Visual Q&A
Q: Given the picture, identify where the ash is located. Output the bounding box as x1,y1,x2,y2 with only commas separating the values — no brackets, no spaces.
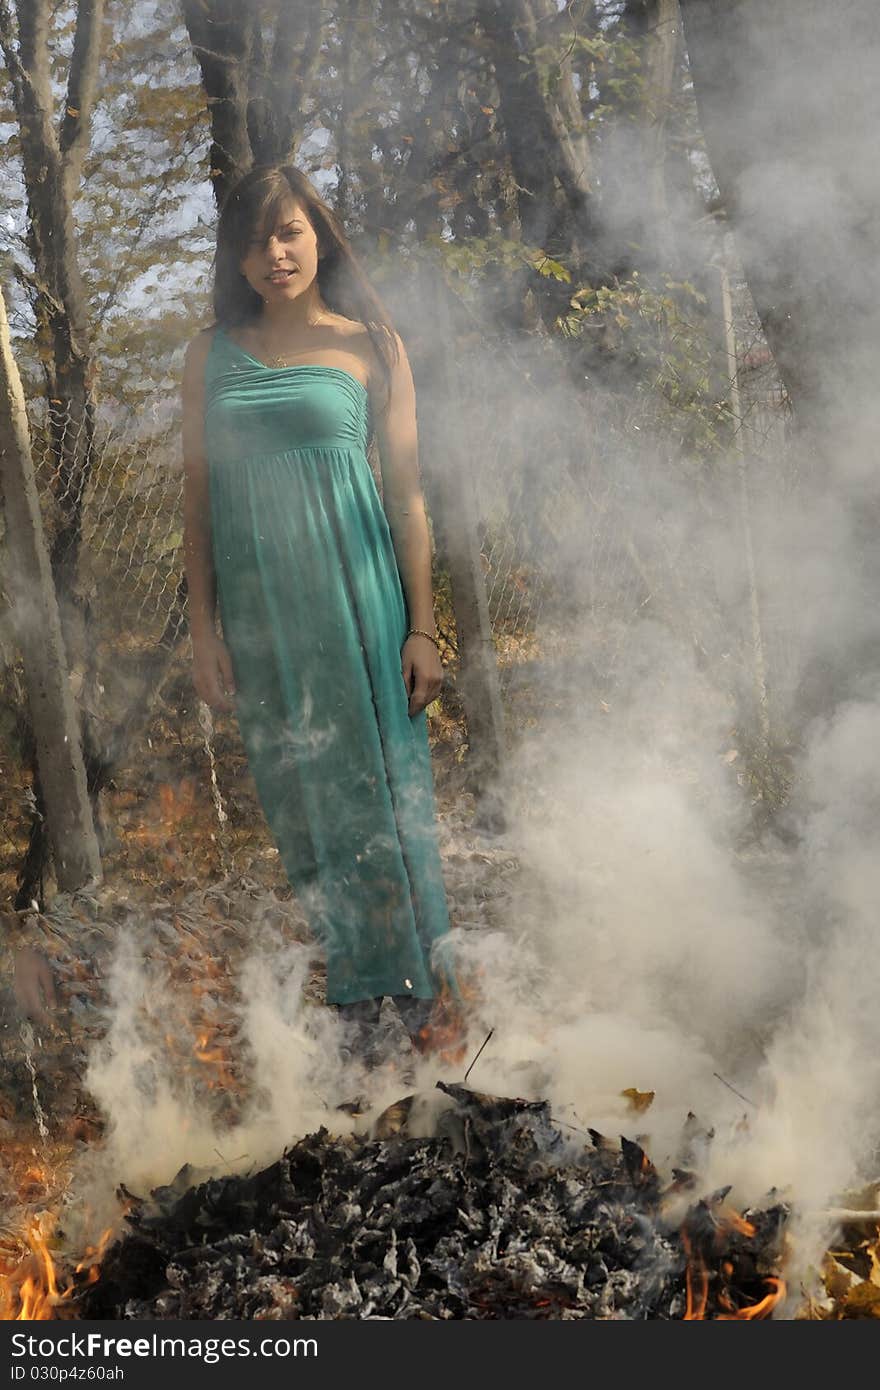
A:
78,1084,786,1320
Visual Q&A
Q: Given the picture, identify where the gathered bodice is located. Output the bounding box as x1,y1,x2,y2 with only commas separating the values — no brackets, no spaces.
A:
204,326,371,466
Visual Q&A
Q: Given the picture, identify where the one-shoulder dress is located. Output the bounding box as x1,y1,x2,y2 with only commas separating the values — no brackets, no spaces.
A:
203,325,457,1006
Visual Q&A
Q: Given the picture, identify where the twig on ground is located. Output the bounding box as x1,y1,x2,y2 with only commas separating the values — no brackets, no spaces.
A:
463,1028,494,1085
823,1209,880,1225
713,1071,756,1108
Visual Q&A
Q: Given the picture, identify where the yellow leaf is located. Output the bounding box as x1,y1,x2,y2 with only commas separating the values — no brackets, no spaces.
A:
66,106,80,118
621,1087,655,1114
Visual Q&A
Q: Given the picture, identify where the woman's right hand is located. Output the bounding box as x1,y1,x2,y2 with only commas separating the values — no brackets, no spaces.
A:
192,630,237,711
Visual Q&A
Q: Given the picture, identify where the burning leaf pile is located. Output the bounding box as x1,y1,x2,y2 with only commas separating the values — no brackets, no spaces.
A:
4,855,875,1321
77,1084,788,1321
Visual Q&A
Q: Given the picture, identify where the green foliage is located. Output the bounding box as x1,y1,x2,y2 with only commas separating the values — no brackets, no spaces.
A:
560,271,732,456
424,232,571,295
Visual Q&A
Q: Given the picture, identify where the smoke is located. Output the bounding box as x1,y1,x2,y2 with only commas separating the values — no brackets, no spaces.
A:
70,927,355,1245
52,1,879,1313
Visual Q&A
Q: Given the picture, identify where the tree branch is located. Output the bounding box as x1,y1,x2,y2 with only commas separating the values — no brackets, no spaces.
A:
14,0,56,133
0,0,27,109
59,0,105,200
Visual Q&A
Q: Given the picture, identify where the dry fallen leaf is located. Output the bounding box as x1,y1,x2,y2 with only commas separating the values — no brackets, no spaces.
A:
868,1230,880,1289
841,1281,880,1318
621,1087,655,1114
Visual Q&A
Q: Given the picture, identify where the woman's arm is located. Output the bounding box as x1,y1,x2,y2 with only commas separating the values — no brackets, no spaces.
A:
372,332,443,716
181,330,236,710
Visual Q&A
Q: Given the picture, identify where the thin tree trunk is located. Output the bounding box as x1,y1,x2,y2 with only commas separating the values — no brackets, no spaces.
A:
678,0,880,434
0,0,103,665
418,270,507,831
182,0,324,209
476,0,593,260
180,0,254,207
0,284,102,891
679,0,880,715
0,0,110,893
614,0,682,268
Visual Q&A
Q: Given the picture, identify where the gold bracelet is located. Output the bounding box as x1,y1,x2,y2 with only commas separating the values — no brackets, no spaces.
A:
406,627,441,652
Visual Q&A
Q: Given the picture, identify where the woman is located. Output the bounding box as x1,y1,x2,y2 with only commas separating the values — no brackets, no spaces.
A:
181,164,459,1066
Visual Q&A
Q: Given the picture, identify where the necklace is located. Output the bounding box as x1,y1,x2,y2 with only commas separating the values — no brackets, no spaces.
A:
258,310,330,368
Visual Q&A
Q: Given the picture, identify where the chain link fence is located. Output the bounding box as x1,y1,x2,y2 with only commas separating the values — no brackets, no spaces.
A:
29,397,185,645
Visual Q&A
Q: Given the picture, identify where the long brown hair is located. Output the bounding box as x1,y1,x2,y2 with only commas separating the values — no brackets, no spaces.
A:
211,164,399,408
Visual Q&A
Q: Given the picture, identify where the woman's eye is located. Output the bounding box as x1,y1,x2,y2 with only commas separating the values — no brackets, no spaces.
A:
246,227,301,246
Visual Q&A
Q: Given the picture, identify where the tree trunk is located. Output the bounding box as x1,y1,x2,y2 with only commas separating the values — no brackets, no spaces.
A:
680,0,880,716
0,0,103,670
0,0,112,895
0,284,102,891
180,0,254,207
602,0,682,272
475,0,595,267
182,0,324,210
678,0,880,440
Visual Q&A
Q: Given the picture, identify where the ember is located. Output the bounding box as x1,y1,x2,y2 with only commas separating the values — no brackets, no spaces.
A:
77,1085,788,1320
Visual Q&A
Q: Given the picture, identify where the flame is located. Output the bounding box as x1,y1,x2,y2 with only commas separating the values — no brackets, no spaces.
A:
0,1217,69,1321
716,1204,757,1239
193,1028,237,1091
1,1215,116,1321
717,1277,786,1319
413,986,468,1065
682,1231,709,1320
681,1202,784,1320
74,1229,114,1288
411,968,486,1066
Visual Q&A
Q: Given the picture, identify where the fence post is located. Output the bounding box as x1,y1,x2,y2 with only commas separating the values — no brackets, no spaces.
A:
0,283,102,891
417,271,507,832
718,238,772,756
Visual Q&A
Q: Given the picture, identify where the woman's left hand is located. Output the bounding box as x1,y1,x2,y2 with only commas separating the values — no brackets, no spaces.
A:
401,634,443,716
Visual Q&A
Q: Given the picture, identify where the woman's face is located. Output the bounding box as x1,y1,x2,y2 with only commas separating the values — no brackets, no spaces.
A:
239,194,321,304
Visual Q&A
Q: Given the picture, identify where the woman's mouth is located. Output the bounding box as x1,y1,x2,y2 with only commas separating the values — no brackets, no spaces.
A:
266,269,296,283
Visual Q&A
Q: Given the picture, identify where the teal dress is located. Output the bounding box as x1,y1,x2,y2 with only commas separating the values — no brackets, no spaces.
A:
203,325,457,1006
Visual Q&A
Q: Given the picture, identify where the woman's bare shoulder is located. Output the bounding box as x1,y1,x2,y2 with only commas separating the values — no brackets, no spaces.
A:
334,315,400,344
337,317,404,375
184,323,219,368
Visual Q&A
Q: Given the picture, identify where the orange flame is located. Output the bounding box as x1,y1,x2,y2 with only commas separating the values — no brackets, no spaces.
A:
1,1218,116,1320
682,1201,786,1320
716,1204,757,1239
1,1218,68,1321
717,1277,786,1320
193,1029,237,1091
682,1231,709,1320
411,968,485,1066
413,989,468,1065
74,1229,114,1288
